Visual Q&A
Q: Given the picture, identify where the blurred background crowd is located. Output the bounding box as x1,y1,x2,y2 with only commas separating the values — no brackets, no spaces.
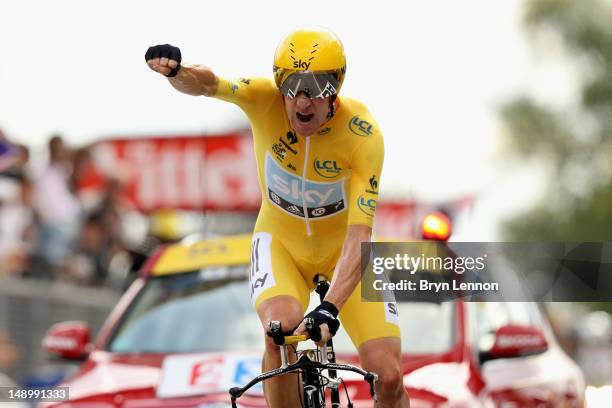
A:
0,133,125,286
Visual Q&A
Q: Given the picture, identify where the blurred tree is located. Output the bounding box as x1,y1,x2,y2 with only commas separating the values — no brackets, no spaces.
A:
499,0,612,313
500,0,612,241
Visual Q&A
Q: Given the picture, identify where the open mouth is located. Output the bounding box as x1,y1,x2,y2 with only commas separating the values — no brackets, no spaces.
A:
296,112,314,123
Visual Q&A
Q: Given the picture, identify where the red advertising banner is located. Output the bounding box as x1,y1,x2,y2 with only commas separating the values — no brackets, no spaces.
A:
89,132,260,212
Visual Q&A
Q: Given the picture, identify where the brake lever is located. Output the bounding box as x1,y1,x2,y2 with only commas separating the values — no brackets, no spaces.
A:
364,372,378,401
304,317,322,342
268,320,285,345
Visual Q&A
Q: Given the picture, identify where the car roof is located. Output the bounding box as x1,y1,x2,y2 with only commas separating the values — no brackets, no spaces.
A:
143,234,252,277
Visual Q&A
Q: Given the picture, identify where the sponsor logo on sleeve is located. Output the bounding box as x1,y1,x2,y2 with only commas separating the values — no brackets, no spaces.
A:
314,158,342,178
366,175,379,195
357,195,377,217
265,153,346,219
349,116,374,137
229,81,239,94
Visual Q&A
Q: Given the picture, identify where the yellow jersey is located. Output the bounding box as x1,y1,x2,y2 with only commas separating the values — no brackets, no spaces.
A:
214,76,384,259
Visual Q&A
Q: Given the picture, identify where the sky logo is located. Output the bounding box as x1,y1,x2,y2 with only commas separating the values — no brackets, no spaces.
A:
265,153,346,218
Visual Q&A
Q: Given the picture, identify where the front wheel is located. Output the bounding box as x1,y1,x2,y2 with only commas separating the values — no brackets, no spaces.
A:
302,367,325,408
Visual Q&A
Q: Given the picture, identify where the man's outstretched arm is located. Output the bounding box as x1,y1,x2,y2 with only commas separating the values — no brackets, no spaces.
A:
145,44,218,96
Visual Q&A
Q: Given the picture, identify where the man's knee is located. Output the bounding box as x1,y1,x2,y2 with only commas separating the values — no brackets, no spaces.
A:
373,361,404,395
359,338,405,397
257,295,304,353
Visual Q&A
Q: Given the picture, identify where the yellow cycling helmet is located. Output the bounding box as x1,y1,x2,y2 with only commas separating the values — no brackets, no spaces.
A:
273,27,346,98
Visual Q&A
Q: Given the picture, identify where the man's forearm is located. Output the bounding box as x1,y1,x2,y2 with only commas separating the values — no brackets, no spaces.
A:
324,225,372,310
168,64,219,96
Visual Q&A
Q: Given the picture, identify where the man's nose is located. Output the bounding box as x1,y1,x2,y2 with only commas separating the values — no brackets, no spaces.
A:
295,92,312,108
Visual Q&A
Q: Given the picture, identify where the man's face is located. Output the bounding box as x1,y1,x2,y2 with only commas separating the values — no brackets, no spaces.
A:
284,93,331,136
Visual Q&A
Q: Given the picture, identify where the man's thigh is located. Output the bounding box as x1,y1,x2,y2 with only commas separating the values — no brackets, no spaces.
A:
250,232,310,327
339,280,401,349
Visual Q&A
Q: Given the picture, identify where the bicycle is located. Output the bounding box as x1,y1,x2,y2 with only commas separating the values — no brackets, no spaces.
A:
229,276,379,408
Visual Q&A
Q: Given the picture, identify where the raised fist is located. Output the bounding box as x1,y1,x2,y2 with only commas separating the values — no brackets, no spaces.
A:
145,44,182,77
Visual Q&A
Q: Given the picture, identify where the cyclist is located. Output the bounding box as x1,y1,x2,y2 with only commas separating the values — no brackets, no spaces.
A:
146,27,410,408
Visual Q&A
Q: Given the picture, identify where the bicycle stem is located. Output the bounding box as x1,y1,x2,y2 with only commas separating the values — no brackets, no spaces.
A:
314,274,340,406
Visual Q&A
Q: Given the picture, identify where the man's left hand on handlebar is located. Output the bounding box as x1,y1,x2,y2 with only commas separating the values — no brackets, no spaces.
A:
293,301,340,346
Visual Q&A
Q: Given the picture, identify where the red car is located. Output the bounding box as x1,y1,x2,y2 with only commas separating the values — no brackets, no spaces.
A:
41,231,586,407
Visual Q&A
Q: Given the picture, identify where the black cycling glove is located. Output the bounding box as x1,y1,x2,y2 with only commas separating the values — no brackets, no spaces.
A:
303,301,340,342
145,44,182,77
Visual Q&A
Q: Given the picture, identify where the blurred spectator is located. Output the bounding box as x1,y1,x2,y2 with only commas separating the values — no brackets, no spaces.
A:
33,135,81,274
0,134,36,277
0,133,18,173
97,177,134,243
0,175,36,277
2,144,30,180
71,147,106,212
65,156,135,286
64,211,110,284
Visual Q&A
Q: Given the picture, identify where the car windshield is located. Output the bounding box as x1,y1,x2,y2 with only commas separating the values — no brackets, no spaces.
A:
108,269,455,355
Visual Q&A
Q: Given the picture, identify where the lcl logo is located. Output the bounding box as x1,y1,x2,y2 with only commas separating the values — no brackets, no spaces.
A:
314,159,342,178
349,116,373,137
357,195,377,216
